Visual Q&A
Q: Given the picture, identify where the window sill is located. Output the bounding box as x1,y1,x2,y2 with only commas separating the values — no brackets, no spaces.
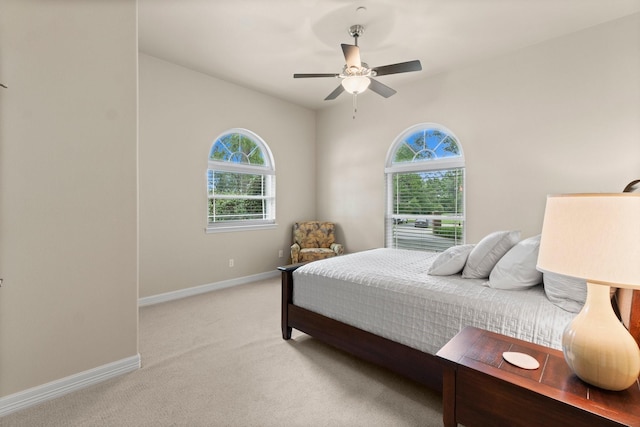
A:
205,223,278,234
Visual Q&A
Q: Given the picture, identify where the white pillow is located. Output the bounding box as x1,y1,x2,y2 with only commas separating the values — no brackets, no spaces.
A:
462,230,520,279
487,235,542,289
542,272,617,313
428,244,475,276
543,272,586,313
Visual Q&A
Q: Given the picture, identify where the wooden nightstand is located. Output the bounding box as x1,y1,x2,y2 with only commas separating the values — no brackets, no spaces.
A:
436,326,640,427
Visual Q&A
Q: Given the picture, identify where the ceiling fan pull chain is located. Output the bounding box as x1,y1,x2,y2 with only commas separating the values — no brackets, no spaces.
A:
352,93,358,119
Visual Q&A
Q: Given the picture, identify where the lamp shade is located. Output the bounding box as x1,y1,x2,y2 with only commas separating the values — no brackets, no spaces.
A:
537,193,640,289
341,76,370,94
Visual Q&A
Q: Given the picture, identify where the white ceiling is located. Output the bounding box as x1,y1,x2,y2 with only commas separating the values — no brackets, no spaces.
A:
138,0,640,110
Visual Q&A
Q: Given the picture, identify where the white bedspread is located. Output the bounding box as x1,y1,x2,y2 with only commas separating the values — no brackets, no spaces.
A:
293,248,575,353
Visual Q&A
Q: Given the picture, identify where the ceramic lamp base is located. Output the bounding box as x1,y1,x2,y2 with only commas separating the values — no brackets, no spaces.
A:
562,282,640,391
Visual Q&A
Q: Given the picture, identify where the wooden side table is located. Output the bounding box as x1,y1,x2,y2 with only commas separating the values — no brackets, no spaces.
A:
436,326,640,427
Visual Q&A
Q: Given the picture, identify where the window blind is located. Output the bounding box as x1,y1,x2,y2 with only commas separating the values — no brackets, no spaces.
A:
208,171,275,224
385,167,464,252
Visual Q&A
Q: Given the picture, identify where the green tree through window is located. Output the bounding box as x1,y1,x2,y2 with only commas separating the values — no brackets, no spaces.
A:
207,129,275,230
210,133,265,165
385,124,465,251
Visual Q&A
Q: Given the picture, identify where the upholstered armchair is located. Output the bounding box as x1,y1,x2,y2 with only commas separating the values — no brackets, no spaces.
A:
291,221,344,263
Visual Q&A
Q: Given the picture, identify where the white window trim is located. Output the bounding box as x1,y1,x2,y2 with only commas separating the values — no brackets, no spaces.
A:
206,128,276,232
384,123,466,251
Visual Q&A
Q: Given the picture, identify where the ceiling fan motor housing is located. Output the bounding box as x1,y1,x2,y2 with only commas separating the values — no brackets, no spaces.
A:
342,63,372,77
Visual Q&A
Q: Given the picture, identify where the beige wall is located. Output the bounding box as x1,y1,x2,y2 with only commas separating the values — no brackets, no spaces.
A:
138,54,316,298
0,0,138,397
316,13,640,251
1,0,638,406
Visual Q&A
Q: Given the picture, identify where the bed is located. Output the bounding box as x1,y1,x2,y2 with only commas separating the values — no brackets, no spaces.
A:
279,242,640,394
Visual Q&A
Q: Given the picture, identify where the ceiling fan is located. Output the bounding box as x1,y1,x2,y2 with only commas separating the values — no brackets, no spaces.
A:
294,24,422,102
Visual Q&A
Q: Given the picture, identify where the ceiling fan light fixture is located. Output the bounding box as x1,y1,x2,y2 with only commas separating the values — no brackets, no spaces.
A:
341,75,370,94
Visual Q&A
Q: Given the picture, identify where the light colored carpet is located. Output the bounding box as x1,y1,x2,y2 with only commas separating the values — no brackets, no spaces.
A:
0,277,444,426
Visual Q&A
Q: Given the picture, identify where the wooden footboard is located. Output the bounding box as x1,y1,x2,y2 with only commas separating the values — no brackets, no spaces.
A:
278,264,445,393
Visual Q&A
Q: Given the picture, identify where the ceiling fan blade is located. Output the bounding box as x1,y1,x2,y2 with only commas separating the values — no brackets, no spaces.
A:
341,44,361,69
324,85,345,101
368,78,397,98
372,60,422,76
294,73,340,78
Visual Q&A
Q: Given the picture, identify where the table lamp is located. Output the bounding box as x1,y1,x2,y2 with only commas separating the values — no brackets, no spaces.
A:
537,193,640,391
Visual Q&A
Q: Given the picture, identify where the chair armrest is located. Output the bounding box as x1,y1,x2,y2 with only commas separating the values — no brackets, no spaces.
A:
330,243,344,256
290,243,301,263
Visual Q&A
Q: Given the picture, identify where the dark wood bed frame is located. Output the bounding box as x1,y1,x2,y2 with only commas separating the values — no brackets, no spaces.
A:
279,264,640,395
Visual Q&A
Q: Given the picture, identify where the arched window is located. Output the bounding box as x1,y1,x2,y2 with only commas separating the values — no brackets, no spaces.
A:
385,123,465,251
207,129,275,231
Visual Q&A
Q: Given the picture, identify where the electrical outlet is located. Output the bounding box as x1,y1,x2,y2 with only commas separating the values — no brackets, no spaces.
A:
228,258,234,267
278,249,283,258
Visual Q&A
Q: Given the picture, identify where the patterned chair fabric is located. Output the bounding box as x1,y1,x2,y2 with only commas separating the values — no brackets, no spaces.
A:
291,221,344,263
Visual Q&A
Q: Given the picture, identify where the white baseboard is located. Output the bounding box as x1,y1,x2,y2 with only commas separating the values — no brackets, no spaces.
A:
0,272,280,417
0,354,141,417
138,270,279,307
